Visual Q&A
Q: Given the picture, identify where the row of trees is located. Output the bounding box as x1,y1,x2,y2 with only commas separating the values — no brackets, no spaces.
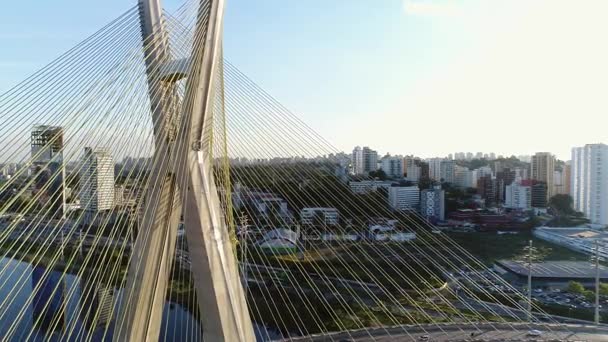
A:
567,281,608,300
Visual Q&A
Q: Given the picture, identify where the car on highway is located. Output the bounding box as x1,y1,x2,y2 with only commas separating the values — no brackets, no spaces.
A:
526,329,543,337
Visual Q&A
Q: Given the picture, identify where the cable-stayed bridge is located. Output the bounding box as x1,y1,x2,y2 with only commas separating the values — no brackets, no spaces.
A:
0,0,607,341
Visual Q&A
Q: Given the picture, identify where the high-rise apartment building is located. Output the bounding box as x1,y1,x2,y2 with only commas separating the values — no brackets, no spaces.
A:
428,158,443,181
406,164,421,182
380,154,403,178
352,146,378,175
571,144,608,226
80,147,115,221
505,182,531,210
31,125,65,218
420,186,445,221
440,160,455,184
531,152,555,201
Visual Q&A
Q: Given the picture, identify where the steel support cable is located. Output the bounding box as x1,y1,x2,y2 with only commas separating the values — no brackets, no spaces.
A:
22,100,154,341
72,8,208,340
0,12,142,165
164,66,210,342
221,97,407,337
112,8,220,339
220,138,516,338
221,127,458,334
1,69,162,340
0,34,145,219
0,0,200,336
0,0,198,272
4,104,145,340
214,100,328,340
217,128,341,338
221,108,435,336
221,70,474,324
223,115,462,337
223,133,415,340
214,159,321,339
221,70,510,328
58,51,194,342
223,70,564,336
222,62,566,330
0,4,193,170
0,28,165,293
1,10,201,336
221,101,524,334
111,16,209,342
221,85,548,340
207,64,316,341
0,51,154,303
0,7,139,111
222,65,540,328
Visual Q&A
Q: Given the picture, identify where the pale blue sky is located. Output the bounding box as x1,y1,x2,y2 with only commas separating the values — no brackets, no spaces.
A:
1,0,607,160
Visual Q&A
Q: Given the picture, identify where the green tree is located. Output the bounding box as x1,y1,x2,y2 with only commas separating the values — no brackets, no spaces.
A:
368,169,388,180
567,281,585,294
599,283,608,296
418,177,436,191
549,194,574,215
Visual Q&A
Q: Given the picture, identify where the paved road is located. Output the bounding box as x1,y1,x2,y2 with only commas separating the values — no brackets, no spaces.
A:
290,323,608,341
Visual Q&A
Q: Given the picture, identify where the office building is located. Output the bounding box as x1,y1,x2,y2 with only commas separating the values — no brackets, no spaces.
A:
349,180,394,194
388,186,419,211
531,181,548,208
531,152,555,201
31,125,66,218
571,144,608,225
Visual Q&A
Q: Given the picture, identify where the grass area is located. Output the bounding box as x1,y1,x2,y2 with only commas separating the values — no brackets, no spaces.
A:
445,231,588,265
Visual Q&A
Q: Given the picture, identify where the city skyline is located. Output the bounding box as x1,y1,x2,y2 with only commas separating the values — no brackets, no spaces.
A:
1,1,608,160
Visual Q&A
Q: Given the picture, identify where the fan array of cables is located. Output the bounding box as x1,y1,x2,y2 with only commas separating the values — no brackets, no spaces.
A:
0,0,583,341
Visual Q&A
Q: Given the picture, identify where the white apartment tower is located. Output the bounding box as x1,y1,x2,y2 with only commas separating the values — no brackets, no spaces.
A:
440,160,455,183
80,147,115,214
352,146,378,175
380,154,404,178
505,183,532,210
571,144,608,226
428,158,443,182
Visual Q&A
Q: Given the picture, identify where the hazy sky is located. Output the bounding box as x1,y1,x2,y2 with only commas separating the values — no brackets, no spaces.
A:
1,0,607,160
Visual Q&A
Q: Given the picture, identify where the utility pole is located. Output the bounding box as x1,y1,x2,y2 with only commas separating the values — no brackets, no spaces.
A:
527,239,533,322
516,239,548,322
596,241,600,326
239,214,248,287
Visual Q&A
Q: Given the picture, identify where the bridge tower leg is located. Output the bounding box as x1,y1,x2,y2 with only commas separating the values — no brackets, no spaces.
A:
116,1,254,341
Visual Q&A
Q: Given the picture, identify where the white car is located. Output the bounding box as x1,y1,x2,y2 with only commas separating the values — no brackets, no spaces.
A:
527,329,543,337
